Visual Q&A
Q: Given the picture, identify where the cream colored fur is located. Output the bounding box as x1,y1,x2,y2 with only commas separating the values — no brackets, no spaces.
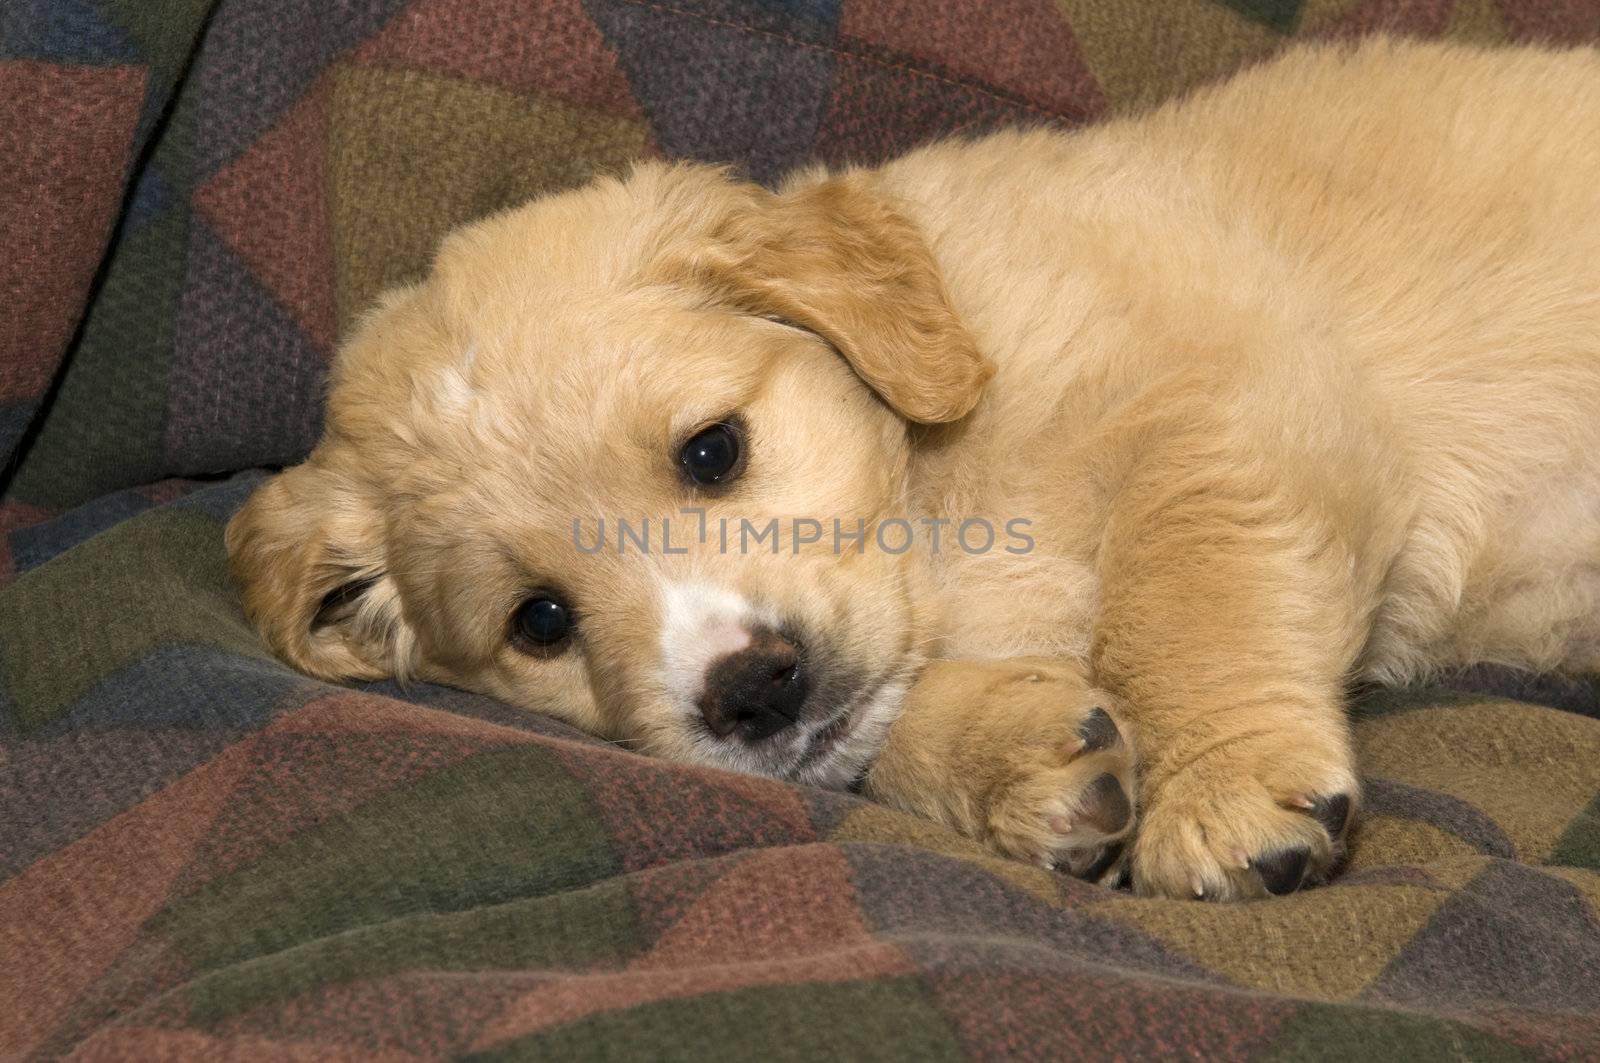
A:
228,38,1600,900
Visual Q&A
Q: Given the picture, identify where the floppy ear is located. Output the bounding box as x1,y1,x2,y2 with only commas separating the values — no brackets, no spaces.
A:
225,459,414,682
682,170,994,424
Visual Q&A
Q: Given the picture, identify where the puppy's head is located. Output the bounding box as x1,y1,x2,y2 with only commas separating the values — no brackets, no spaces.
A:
227,162,992,787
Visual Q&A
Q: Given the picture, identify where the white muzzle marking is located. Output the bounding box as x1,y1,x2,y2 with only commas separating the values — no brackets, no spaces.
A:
657,581,776,710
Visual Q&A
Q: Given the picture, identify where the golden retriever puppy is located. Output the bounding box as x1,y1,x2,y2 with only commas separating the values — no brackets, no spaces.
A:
227,38,1600,900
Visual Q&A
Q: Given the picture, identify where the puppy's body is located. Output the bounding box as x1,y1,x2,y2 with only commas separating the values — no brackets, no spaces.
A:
892,43,1600,680
868,40,1600,894
229,39,1600,899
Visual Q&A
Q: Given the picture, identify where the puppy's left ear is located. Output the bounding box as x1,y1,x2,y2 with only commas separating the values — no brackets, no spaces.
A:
685,171,994,424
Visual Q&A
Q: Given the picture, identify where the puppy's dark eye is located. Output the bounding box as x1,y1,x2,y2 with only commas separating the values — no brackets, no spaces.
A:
679,421,742,486
512,594,572,652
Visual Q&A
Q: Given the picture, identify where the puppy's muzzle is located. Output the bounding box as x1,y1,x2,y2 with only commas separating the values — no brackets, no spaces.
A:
696,630,809,742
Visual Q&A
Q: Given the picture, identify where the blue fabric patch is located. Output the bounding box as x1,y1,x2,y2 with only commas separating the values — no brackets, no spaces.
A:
0,0,143,64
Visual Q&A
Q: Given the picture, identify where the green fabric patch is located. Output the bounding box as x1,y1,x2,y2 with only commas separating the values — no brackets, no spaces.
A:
1215,0,1304,34
327,64,649,334
1259,1002,1531,1062
1549,794,1600,871
468,978,966,1063
0,507,265,731
183,875,637,1021
155,745,627,971
107,0,215,92
153,69,200,201
6,204,187,510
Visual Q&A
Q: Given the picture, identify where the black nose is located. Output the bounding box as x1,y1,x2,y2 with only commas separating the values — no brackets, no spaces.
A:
698,632,808,741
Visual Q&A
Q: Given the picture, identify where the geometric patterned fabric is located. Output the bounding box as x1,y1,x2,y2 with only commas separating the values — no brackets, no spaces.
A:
4,2,1599,1057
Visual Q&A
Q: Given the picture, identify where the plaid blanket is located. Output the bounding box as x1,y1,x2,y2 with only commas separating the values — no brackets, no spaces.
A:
4,2,1599,1059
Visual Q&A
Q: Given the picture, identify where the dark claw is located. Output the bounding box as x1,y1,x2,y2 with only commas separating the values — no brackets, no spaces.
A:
1254,847,1311,895
1309,793,1352,839
1078,706,1119,753
1081,773,1132,834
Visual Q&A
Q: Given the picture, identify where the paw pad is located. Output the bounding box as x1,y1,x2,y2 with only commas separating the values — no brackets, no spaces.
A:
1079,772,1132,835
1077,707,1119,753
1253,847,1311,896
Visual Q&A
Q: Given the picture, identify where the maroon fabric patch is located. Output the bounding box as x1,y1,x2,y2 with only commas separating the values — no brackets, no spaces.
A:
0,61,146,404
194,77,338,354
923,966,1297,1062
1495,0,1600,40
556,742,817,872
355,0,644,117
1316,0,1454,38
840,0,1105,119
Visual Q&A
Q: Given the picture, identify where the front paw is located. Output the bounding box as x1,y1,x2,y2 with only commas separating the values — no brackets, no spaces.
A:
866,658,1139,883
1131,729,1357,900
966,664,1139,883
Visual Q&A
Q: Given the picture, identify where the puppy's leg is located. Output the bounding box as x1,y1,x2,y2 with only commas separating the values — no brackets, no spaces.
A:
863,657,1137,881
1095,429,1365,900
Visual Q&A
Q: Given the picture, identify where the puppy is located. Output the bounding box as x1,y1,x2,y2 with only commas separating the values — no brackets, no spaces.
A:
228,38,1600,899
